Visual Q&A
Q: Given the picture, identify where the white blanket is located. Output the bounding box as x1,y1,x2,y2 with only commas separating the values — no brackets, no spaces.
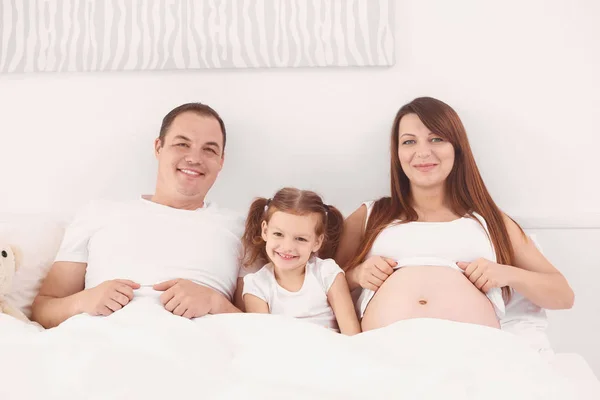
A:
1,293,598,400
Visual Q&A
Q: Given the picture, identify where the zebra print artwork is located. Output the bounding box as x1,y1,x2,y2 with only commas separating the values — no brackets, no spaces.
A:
0,0,394,73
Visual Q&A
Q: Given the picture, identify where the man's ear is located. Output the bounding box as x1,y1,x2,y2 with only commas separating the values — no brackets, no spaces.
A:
154,138,162,158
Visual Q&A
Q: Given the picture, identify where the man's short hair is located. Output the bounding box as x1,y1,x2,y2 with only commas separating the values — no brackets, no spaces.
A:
158,103,227,153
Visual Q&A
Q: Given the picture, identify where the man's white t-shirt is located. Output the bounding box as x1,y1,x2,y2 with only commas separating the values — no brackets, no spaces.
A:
242,257,344,331
54,197,245,301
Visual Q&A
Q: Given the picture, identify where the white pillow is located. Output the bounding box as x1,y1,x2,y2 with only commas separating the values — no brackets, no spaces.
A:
500,234,553,358
0,213,66,318
501,292,553,356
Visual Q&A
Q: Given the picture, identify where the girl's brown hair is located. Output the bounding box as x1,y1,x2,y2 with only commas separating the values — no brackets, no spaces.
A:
241,187,344,268
347,97,523,300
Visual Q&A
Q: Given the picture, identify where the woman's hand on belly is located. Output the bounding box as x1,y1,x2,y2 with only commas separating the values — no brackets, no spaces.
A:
457,258,513,293
347,256,397,291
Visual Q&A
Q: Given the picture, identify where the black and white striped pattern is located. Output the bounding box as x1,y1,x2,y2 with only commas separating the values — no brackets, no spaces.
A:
0,0,394,72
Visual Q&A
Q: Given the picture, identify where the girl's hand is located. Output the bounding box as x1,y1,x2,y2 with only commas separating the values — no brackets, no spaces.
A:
457,258,514,293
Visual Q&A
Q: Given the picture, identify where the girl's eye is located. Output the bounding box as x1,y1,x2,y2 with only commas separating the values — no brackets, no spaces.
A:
273,232,283,237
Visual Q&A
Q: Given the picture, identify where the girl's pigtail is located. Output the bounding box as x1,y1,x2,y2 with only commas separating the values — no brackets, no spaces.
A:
241,197,270,268
317,204,344,260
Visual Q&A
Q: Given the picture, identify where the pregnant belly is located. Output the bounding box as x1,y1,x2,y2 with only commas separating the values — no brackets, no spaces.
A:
361,266,499,331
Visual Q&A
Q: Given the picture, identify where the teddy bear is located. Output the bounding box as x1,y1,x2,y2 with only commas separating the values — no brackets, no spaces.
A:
0,244,30,322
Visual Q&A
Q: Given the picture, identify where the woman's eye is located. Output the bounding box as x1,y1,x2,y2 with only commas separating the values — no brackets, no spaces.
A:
402,140,416,145
431,137,444,143
296,237,308,242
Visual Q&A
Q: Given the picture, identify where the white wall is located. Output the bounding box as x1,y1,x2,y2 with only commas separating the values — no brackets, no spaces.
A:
1,0,599,375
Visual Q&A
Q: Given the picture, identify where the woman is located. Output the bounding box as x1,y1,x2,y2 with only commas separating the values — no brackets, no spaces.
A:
335,97,574,331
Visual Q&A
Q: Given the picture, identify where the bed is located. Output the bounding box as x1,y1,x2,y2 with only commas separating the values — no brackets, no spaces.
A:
1,300,599,399
1,213,598,399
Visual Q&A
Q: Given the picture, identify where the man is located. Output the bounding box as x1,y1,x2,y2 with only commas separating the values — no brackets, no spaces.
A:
32,103,245,328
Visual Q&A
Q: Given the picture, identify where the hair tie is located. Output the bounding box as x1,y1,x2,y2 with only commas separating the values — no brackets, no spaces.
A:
324,204,329,217
264,198,271,213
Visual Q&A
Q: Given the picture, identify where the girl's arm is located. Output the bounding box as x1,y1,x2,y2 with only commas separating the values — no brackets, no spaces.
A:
243,294,270,313
502,214,574,309
327,274,361,335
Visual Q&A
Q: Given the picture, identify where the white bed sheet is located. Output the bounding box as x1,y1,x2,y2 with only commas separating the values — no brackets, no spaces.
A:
551,353,599,393
1,293,598,399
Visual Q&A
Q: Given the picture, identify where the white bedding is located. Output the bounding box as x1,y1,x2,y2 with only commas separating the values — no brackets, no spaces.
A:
1,292,598,400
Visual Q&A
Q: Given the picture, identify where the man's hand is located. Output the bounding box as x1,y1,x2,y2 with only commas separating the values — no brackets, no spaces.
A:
153,279,219,319
79,279,140,316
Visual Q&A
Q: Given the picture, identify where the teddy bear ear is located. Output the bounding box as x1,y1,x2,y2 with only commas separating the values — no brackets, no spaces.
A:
10,246,22,270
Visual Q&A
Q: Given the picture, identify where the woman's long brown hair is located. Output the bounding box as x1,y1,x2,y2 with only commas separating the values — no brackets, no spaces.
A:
347,97,522,300
241,187,344,269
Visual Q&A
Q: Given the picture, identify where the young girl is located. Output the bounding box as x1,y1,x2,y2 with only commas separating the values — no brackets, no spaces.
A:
241,187,361,335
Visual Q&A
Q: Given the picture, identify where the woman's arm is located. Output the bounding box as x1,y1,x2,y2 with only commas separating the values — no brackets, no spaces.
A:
327,274,361,335
503,214,574,309
334,205,396,291
334,205,367,290
243,294,270,313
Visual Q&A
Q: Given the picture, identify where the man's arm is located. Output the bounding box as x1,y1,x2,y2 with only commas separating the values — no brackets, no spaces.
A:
212,292,242,314
32,262,140,328
31,261,87,328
